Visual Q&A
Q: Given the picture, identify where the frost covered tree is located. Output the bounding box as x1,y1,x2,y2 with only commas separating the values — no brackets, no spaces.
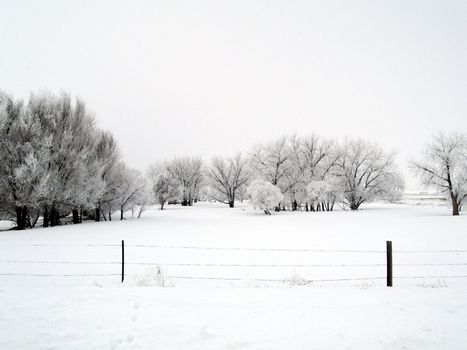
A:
116,167,148,220
0,91,107,228
411,132,467,216
306,179,343,211
206,153,251,207
153,173,181,210
93,131,121,222
167,157,203,206
249,136,294,211
0,92,49,229
287,136,341,211
0,90,145,228
301,139,343,211
281,136,307,211
336,139,404,210
249,136,291,188
31,93,104,226
247,180,284,215
249,135,344,211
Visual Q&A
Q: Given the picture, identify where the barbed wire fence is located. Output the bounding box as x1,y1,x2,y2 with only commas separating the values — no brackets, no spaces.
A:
2,241,467,285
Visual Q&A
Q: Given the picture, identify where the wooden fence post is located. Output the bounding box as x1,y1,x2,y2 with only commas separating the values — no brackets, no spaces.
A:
386,241,393,287
121,240,125,283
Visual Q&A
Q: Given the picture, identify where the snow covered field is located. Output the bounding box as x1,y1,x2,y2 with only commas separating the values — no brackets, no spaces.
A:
1,203,467,349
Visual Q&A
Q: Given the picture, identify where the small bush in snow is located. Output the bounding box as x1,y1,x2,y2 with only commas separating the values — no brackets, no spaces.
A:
355,280,375,289
247,180,284,215
416,279,448,288
282,273,312,287
132,266,171,287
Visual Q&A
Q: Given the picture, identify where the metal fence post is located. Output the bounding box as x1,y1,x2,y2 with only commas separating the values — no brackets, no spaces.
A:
386,241,393,287
121,240,125,283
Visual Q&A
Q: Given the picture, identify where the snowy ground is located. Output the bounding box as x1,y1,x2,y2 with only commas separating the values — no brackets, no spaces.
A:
1,203,467,349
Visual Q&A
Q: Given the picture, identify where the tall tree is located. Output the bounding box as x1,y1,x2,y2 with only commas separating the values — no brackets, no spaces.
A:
168,157,203,206
336,138,403,210
412,132,467,216
206,153,251,207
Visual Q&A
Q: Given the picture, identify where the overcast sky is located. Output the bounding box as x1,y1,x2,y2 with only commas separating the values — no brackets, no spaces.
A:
1,0,466,185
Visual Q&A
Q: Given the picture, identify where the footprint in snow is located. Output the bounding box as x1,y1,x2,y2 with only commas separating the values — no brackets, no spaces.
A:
226,341,251,349
110,337,123,350
199,325,216,339
126,334,135,343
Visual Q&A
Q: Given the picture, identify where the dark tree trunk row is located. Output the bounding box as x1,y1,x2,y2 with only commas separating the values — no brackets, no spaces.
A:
72,209,80,224
15,205,28,230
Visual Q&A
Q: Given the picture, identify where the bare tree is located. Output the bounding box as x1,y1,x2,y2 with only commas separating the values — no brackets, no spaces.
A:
249,136,291,210
117,167,147,220
206,153,251,207
249,136,291,187
168,157,204,206
153,173,180,210
336,138,403,210
411,132,467,216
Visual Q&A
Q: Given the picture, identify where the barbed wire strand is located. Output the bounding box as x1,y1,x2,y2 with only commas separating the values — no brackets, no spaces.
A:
3,260,467,267
2,242,467,254
0,273,119,277
2,273,467,281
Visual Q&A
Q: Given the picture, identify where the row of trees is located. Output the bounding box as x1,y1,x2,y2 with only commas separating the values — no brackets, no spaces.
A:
2,91,465,230
0,91,147,229
149,133,467,216
149,136,405,214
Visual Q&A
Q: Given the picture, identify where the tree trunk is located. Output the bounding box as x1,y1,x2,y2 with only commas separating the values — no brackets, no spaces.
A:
120,206,124,220
137,205,145,218
229,199,235,208
50,205,58,227
54,207,60,226
350,202,360,211
95,207,101,222
72,209,80,224
15,206,26,230
43,206,50,227
305,203,309,212
291,200,298,211
160,202,165,210
109,210,112,221
31,209,40,227
451,194,460,216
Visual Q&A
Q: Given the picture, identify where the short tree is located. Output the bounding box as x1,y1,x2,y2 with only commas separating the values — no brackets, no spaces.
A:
167,157,203,206
411,132,467,216
153,173,181,210
206,153,251,207
336,139,404,210
247,180,284,215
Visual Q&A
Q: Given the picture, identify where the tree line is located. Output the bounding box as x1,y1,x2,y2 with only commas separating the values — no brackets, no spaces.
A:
149,135,405,215
1,91,466,230
0,91,148,230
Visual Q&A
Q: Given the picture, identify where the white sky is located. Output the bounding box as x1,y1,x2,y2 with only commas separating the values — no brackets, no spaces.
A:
1,0,466,185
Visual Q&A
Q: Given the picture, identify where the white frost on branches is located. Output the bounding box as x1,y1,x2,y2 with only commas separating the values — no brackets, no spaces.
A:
247,180,284,215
